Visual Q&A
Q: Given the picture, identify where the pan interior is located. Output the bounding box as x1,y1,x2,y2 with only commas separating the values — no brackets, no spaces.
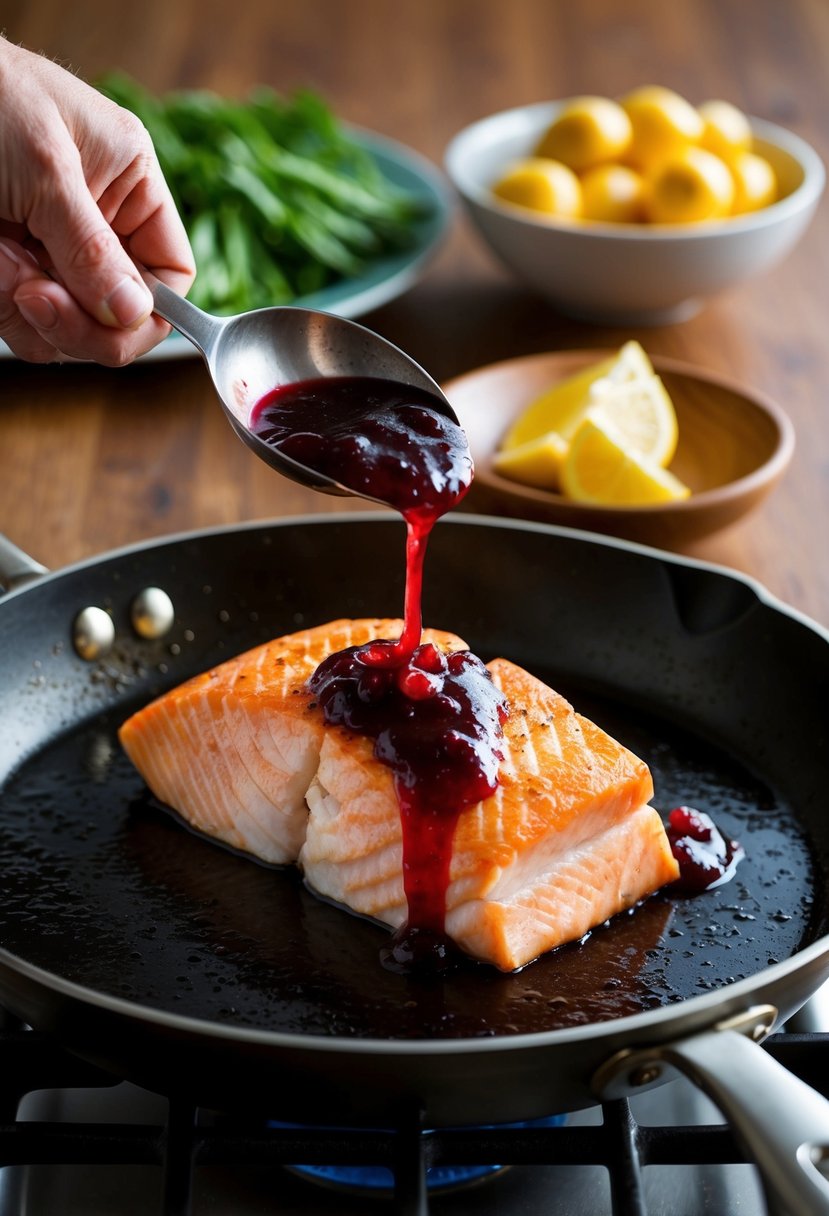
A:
0,673,817,1040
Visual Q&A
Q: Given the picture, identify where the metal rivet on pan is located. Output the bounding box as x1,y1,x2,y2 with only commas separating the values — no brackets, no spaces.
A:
130,587,175,640
73,606,116,661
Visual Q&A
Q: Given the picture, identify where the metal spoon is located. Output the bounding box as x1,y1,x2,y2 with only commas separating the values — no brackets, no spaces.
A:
145,274,459,499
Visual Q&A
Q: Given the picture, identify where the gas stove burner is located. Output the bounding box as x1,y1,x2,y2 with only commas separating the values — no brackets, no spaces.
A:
277,1113,566,1196
285,1161,510,1196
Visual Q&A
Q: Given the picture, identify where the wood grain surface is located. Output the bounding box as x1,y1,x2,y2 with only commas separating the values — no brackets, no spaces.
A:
1,0,827,623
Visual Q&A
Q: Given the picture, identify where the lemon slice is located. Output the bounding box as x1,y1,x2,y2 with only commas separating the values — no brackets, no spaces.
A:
502,341,654,450
561,415,691,506
589,374,679,467
492,431,568,490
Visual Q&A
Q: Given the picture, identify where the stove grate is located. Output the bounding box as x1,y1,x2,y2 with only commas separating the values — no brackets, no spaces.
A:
1,1022,827,1216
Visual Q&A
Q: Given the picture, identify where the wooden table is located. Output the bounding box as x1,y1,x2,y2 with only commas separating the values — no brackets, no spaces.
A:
2,0,828,624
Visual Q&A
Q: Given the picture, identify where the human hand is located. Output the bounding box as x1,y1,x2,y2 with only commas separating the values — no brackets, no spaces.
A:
0,38,195,364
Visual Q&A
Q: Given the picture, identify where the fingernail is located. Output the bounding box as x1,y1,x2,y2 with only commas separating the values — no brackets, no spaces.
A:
17,295,59,331
0,244,20,292
103,276,152,328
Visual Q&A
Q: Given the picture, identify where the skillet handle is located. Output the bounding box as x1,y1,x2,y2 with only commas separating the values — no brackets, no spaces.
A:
597,1017,829,1216
0,533,48,594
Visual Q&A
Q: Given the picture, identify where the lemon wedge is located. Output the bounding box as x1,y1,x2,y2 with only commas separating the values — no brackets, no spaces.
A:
492,431,568,490
590,374,679,467
501,341,654,450
561,415,691,506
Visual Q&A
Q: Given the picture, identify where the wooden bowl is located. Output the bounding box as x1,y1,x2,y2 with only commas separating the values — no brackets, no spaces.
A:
443,351,795,547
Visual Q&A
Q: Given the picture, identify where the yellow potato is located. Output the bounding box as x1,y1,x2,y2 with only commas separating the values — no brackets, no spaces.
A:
730,151,777,213
645,147,735,223
492,157,582,219
535,96,632,173
620,85,705,171
698,99,753,164
580,164,646,223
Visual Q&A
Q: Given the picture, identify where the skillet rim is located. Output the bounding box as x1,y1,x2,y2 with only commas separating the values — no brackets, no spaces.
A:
3,509,827,643
1,510,828,1054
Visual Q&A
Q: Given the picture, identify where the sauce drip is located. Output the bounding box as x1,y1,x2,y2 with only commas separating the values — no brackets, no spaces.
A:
250,376,508,971
666,806,744,892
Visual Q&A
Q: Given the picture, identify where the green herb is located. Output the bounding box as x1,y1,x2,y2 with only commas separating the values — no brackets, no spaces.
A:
97,74,429,314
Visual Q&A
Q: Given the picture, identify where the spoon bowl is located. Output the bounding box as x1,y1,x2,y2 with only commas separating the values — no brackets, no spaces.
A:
146,275,458,498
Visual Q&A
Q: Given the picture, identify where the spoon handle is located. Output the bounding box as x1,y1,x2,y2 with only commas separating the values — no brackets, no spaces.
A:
142,272,226,359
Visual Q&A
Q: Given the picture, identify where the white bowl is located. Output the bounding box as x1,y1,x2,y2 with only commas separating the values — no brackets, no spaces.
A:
444,100,825,324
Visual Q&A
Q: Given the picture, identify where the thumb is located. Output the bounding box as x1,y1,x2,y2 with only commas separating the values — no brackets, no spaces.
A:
29,151,153,330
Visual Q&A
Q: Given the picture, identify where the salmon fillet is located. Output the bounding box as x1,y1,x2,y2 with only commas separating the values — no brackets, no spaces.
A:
300,657,679,971
119,619,466,865
117,622,464,870
120,621,679,970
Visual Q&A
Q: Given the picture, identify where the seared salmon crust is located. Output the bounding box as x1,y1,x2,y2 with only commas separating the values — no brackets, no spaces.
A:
119,620,679,970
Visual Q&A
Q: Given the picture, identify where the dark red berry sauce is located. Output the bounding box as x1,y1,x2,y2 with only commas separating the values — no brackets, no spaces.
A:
251,376,507,972
309,640,508,972
666,806,744,892
249,376,472,520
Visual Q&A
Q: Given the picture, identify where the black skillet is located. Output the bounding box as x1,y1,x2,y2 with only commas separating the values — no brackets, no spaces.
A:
1,514,829,1213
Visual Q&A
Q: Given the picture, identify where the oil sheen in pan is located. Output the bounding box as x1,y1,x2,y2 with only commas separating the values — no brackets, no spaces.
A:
0,675,816,1040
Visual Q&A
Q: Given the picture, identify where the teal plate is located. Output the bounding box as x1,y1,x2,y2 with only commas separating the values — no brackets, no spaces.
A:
0,127,453,362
